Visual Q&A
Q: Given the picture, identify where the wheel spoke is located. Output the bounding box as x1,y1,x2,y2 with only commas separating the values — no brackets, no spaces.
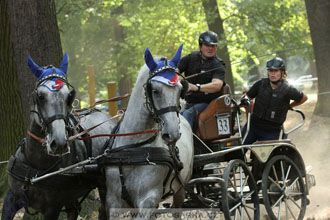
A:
287,177,299,189
240,206,244,220
280,161,285,189
228,178,240,198
277,199,282,220
285,198,289,220
284,165,292,184
271,194,285,208
272,165,279,182
242,190,255,201
288,192,304,196
267,191,282,195
243,205,253,220
229,201,242,213
288,196,303,210
227,192,236,201
244,204,256,211
234,208,238,220
287,199,298,220
239,166,243,195
268,176,282,190
242,174,249,192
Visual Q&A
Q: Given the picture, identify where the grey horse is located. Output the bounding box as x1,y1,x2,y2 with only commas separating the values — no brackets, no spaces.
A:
102,45,194,219
1,53,117,220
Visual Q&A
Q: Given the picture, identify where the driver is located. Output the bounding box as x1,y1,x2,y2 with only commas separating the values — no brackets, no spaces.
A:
178,31,226,129
242,57,308,144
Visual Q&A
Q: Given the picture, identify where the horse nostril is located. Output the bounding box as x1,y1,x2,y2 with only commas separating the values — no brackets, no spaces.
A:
50,140,57,152
162,134,170,142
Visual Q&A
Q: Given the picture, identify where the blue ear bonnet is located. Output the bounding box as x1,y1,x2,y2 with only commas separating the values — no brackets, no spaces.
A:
36,66,66,81
27,53,68,81
144,44,183,75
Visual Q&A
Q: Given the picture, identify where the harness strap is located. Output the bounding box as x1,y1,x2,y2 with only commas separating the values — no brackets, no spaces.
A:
118,164,135,207
27,130,46,144
107,134,157,153
155,106,179,115
88,93,130,108
43,114,66,126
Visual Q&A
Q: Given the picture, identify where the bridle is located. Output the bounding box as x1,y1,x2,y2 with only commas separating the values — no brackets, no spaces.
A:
29,73,75,155
144,59,184,121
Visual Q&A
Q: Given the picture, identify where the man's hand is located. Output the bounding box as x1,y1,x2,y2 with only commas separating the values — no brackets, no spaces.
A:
188,82,199,92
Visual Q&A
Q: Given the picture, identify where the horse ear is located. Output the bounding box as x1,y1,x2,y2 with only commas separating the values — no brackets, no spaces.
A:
144,48,157,72
27,56,43,78
169,44,183,67
58,53,68,74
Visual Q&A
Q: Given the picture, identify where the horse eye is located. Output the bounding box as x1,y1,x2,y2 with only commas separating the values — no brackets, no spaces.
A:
152,89,160,95
37,94,45,102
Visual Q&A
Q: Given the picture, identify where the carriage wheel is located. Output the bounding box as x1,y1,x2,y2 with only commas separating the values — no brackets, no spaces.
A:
221,159,260,220
262,155,307,220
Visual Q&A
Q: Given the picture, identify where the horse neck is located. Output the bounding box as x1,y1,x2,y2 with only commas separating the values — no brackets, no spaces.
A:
114,67,157,147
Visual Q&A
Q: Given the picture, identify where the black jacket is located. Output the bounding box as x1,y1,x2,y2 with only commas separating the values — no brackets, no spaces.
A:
178,51,225,103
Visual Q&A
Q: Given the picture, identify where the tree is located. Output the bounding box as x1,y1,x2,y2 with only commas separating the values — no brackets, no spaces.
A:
111,2,132,108
0,0,26,196
305,0,330,117
1,0,63,216
202,0,235,93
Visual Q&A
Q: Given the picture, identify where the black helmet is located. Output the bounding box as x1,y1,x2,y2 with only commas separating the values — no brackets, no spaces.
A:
199,31,219,46
266,57,285,70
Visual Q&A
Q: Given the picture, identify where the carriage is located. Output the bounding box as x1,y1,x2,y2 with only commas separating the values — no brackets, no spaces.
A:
161,85,316,220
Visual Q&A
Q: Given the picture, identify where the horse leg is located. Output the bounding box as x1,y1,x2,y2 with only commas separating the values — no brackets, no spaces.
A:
134,188,163,220
97,187,107,220
171,187,185,220
65,200,80,220
42,207,62,220
1,189,29,220
105,167,125,220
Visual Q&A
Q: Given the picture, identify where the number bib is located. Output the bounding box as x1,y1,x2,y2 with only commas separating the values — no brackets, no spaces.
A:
216,114,231,135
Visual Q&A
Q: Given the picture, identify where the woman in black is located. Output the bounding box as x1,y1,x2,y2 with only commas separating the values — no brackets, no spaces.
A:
243,57,308,144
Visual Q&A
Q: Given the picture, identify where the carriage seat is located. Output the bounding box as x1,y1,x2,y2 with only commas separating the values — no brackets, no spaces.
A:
195,84,233,141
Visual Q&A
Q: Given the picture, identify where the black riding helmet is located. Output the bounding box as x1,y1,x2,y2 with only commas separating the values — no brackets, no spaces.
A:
266,57,285,70
199,31,219,46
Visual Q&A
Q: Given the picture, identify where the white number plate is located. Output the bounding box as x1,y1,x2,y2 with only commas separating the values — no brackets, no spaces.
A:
216,114,231,136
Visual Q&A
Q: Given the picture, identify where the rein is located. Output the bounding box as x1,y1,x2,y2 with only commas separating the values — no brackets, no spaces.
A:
28,114,160,144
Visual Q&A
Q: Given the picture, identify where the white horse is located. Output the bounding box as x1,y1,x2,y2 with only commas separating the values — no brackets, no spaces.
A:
102,45,194,219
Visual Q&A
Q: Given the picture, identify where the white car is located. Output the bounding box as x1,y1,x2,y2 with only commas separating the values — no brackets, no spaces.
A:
287,75,318,90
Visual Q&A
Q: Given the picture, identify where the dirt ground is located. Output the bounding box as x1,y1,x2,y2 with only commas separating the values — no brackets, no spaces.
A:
285,92,330,220
3,91,330,220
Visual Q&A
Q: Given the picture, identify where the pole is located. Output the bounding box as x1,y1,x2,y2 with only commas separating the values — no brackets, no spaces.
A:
107,82,118,117
88,66,96,106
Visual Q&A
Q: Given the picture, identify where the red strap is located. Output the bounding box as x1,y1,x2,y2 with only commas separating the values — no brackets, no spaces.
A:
27,130,46,144
77,128,160,141
88,93,130,108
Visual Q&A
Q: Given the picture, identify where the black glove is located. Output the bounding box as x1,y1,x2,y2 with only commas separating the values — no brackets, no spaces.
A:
240,96,250,106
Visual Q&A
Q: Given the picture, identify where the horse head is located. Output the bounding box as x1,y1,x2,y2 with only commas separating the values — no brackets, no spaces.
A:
27,53,75,156
144,44,187,145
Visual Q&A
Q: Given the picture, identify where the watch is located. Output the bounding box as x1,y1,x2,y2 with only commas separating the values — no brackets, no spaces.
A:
196,84,201,92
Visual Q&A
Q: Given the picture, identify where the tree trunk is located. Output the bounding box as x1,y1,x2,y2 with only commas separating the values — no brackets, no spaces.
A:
202,0,235,94
305,0,330,117
1,0,63,216
0,0,26,195
7,0,63,126
113,4,132,109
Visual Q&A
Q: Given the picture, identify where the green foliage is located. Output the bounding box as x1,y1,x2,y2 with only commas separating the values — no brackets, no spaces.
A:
56,0,312,97
219,0,312,88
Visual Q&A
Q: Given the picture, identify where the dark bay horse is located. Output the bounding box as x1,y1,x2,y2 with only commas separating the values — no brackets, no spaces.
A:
2,53,117,220
102,45,194,219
